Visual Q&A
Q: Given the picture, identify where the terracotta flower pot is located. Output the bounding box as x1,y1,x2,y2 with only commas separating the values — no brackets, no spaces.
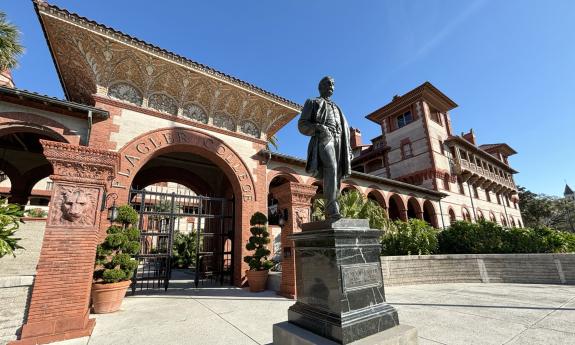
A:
246,269,269,292
91,280,132,314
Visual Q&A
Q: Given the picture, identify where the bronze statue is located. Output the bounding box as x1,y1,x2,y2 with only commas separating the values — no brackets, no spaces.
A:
298,76,352,220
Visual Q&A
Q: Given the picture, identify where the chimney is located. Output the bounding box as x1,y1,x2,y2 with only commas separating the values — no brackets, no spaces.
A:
350,127,362,148
0,70,15,88
461,128,476,145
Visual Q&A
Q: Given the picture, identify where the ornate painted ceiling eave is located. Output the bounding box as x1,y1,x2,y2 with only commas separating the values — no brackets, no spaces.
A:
34,0,302,138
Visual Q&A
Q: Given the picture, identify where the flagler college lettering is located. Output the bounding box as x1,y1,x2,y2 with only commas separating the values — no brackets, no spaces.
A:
115,129,255,201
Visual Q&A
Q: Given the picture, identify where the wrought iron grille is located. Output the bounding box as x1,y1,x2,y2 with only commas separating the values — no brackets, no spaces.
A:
129,188,234,293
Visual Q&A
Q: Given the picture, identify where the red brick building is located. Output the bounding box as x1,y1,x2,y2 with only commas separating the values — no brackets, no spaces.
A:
0,1,520,344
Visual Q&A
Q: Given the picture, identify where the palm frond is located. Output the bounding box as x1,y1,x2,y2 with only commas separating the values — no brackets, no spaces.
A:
0,11,24,71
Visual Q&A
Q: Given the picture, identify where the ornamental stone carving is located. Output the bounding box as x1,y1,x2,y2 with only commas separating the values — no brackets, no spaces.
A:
148,93,178,115
49,184,99,226
108,82,143,106
40,140,119,183
182,103,208,123
36,2,300,138
213,114,236,131
240,120,260,138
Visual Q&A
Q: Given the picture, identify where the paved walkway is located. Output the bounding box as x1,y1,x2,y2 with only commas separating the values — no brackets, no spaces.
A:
56,279,575,345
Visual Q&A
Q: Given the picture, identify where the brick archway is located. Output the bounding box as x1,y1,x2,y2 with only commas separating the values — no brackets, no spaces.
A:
114,128,256,202
0,112,80,145
113,127,259,286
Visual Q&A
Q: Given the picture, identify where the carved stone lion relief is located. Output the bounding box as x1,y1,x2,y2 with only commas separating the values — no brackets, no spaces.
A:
49,184,99,227
294,207,310,231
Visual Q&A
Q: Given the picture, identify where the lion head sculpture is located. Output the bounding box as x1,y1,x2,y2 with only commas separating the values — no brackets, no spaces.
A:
51,186,97,226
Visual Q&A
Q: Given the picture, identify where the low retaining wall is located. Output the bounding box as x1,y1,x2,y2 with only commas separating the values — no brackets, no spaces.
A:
381,253,575,286
0,220,45,344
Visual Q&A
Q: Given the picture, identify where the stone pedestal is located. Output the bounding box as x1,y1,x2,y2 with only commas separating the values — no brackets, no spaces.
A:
281,219,411,345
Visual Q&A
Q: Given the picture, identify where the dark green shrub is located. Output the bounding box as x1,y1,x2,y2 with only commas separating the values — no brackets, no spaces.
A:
0,200,24,258
94,205,141,283
172,231,197,268
381,219,438,256
243,212,273,271
116,204,138,226
438,220,504,254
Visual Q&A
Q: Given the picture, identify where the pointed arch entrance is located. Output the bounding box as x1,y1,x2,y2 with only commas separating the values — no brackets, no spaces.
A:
114,127,259,288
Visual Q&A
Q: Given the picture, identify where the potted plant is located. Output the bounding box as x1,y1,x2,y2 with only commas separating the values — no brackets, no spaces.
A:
92,205,140,313
243,211,273,292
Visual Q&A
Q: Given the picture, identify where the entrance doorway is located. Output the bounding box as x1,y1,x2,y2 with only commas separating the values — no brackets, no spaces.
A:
128,151,236,293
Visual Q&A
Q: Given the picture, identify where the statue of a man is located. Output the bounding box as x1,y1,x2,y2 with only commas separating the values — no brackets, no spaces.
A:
298,76,352,220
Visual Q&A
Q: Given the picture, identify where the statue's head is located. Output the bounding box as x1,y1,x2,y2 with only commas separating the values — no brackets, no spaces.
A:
318,76,335,98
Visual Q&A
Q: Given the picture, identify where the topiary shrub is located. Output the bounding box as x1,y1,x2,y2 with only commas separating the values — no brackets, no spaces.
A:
94,204,141,284
381,219,438,256
243,211,273,271
116,204,138,226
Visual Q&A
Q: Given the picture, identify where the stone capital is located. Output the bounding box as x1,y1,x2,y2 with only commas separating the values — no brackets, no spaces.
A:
40,140,119,184
271,182,317,207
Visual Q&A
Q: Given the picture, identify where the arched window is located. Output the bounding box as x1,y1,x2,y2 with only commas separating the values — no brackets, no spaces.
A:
448,209,457,224
213,114,236,131
108,82,143,106
462,208,472,222
240,121,260,138
182,103,208,123
148,93,178,115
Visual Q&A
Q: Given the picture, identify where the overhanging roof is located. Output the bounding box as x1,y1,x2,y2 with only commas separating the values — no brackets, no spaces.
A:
34,0,301,137
366,81,457,124
0,85,108,119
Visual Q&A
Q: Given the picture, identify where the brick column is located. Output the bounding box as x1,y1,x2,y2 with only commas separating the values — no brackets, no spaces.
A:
13,141,118,345
270,182,317,299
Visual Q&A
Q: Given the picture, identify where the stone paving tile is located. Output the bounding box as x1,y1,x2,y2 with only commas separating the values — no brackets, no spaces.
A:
395,291,556,326
394,304,526,345
46,282,575,345
504,327,575,345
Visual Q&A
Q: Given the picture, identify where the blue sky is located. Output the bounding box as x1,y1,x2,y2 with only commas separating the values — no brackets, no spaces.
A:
4,0,575,196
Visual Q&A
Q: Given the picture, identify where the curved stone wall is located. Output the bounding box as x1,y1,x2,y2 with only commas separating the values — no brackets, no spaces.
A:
381,253,575,286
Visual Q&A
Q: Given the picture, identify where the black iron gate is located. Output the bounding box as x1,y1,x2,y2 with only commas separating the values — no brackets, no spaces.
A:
129,188,234,293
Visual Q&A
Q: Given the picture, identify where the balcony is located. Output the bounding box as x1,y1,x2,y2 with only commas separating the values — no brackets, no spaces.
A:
452,158,517,194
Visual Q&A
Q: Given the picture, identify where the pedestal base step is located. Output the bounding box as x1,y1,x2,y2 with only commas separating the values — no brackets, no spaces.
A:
273,322,418,345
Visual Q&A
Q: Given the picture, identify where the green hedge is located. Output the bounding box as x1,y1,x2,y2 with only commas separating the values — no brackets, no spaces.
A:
381,220,575,256
381,219,438,256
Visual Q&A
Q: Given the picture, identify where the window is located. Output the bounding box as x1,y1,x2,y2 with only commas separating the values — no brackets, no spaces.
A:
430,111,442,125
486,190,491,202
449,209,457,224
496,193,501,205
443,174,450,191
505,196,510,207
401,140,413,159
457,177,465,195
473,186,479,199
396,111,413,128
439,139,445,155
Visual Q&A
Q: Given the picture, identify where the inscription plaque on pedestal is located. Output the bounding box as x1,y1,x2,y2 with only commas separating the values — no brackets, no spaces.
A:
341,263,382,293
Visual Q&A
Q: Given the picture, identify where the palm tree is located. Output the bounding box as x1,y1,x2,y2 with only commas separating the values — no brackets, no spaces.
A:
312,190,392,231
0,11,24,71
265,134,279,151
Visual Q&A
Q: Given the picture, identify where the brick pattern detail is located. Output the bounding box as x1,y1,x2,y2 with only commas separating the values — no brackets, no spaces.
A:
11,143,119,345
270,183,317,298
